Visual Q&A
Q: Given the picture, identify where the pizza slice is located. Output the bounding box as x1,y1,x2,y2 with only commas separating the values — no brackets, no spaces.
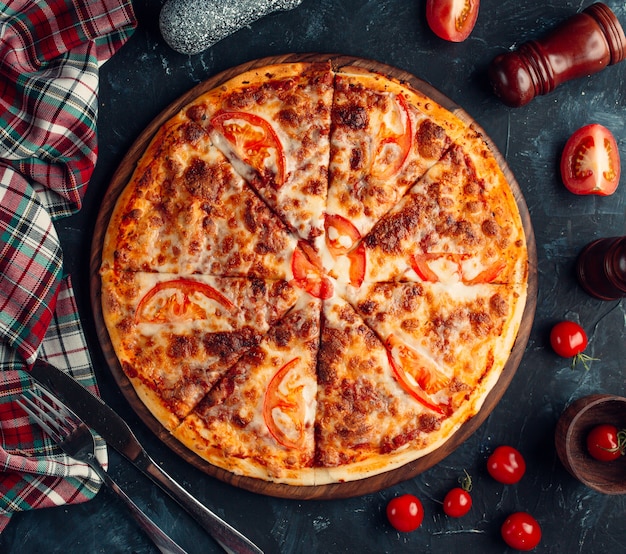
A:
356,131,528,285
100,270,300,429
184,61,334,243
324,67,466,253
343,279,527,427
172,294,321,485
315,295,465,485
102,119,298,279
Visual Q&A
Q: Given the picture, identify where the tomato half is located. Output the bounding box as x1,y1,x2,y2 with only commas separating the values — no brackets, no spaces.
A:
135,279,235,323
487,445,526,484
291,241,334,299
386,494,424,532
262,358,308,449
385,334,448,414
549,321,588,358
501,512,542,551
426,0,480,43
586,424,625,462
560,123,620,196
211,111,286,187
443,487,472,518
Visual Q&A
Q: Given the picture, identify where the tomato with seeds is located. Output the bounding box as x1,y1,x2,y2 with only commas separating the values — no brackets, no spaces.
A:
386,494,424,532
560,123,620,196
487,445,526,484
426,0,480,43
501,512,542,551
586,424,626,462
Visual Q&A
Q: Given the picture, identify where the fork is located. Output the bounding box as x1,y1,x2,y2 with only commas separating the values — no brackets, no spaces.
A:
17,388,189,554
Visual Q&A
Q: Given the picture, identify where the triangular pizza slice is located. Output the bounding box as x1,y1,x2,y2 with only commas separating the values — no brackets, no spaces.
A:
173,294,320,485
186,61,334,243
354,129,528,285
324,67,466,256
315,295,468,484
343,280,527,426
102,119,298,279
100,270,300,429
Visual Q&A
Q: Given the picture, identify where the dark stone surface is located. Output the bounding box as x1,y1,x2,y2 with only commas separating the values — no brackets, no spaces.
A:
2,0,625,552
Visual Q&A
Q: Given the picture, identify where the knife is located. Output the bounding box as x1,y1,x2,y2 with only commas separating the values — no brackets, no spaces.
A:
30,358,263,554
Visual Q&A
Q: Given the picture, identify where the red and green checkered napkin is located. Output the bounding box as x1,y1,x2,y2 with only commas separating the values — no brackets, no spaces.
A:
0,0,136,531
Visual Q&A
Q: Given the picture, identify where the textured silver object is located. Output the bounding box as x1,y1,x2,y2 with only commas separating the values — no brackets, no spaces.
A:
160,0,304,55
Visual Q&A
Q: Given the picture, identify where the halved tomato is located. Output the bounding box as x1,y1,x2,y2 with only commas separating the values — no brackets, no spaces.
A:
292,241,334,299
211,111,286,187
426,0,480,43
262,357,307,449
385,334,448,414
135,279,235,323
370,93,412,180
560,123,620,196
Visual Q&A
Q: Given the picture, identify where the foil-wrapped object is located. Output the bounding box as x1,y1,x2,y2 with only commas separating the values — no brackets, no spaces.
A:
160,0,304,55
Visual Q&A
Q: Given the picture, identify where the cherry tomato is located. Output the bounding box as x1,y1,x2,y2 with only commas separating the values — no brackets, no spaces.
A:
443,487,472,518
549,321,588,358
501,512,542,551
487,445,526,484
586,424,625,462
560,123,620,196
386,494,424,532
426,0,480,43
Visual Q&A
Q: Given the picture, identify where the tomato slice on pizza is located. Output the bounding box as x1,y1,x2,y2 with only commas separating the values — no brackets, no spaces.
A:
370,92,412,180
211,110,286,188
262,357,308,449
135,278,235,323
292,241,334,299
385,334,448,415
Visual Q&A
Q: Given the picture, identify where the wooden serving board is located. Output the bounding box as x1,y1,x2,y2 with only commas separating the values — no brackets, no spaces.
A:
90,54,538,500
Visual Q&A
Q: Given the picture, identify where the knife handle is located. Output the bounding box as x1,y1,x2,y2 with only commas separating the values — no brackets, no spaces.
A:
142,453,263,554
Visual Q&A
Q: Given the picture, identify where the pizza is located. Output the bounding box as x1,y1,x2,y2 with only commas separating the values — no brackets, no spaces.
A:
99,60,529,487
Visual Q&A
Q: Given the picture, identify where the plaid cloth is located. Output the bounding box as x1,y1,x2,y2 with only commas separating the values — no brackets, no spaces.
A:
0,0,136,532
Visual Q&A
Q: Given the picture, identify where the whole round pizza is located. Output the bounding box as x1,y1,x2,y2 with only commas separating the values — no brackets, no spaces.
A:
98,59,530,489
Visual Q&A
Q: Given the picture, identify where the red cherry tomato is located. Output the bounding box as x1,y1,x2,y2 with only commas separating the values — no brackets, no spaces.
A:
586,424,625,462
549,321,588,358
443,487,472,518
501,512,542,551
386,494,424,532
560,123,620,196
426,0,480,43
487,445,526,484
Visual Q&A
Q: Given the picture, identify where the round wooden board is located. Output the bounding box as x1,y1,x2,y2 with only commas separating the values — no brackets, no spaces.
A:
90,53,538,500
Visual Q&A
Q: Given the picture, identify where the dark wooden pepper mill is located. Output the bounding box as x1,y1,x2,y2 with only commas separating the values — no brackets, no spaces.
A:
576,236,626,300
489,3,626,107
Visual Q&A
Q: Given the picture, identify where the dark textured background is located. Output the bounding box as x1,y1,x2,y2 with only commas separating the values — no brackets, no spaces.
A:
2,0,625,552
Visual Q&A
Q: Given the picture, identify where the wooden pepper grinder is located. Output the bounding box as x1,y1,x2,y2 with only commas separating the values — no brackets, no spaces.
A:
489,3,626,107
576,236,626,300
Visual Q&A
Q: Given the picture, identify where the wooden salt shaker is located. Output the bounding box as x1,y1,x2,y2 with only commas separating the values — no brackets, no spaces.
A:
489,3,626,107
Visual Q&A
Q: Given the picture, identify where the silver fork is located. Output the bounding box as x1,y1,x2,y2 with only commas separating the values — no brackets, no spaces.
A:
17,388,188,554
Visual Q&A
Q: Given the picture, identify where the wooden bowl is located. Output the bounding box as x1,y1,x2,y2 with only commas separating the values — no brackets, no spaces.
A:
555,394,626,495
